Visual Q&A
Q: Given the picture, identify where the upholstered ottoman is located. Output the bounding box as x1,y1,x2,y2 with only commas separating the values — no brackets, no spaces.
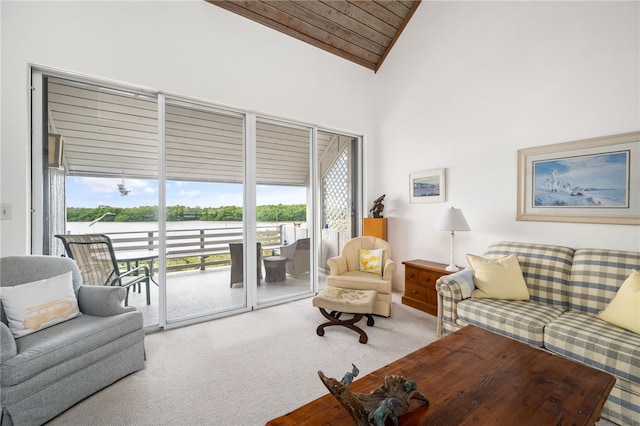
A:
312,288,377,344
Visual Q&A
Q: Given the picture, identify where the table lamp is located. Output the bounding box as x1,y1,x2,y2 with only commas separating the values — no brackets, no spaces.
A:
436,207,470,272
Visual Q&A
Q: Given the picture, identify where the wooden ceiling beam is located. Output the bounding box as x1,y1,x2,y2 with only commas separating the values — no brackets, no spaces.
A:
373,0,421,71
205,0,421,72
269,1,387,56
373,0,411,18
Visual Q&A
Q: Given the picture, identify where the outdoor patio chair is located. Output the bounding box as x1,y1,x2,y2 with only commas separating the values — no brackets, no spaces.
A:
280,237,310,277
55,233,151,306
229,242,262,287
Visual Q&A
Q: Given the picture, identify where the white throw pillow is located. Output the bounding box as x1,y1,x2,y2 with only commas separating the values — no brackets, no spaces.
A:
358,249,383,275
0,271,81,338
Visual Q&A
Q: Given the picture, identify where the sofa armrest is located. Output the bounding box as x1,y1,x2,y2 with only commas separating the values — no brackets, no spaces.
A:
327,255,348,276
1,322,17,362
78,285,136,317
382,258,396,280
436,268,475,337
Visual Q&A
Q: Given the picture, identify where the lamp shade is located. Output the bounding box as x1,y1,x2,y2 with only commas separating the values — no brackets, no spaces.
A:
436,207,470,231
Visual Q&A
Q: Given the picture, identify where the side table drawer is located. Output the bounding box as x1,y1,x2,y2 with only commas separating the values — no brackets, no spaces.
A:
419,270,438,289
405,267,420,284
420,270,439,307
405,282,428,303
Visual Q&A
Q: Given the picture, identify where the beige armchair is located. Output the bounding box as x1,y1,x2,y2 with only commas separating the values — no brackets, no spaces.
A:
326,236,396,317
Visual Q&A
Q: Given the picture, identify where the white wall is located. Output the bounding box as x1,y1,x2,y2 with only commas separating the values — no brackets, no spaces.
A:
2,1,639,288
0,0,375,256
374,1,640,285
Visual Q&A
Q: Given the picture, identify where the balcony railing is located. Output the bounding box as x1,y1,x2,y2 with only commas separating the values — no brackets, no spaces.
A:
106,224,286,273
69,223,348,275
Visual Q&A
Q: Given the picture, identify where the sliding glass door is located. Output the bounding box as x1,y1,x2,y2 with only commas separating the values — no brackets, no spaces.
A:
256,118,313,304
317,130,362,285
32,69,363,330
164,100,248,322
36,76,161,329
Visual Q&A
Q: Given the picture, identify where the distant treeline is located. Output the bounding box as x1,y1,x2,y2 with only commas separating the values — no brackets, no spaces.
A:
67,204,306,222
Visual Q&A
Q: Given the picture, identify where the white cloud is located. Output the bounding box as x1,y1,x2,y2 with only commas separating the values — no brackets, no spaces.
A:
74,177,117,193
179,189,201,198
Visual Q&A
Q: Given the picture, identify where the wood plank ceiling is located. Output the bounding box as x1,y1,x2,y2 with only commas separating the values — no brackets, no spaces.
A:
206,0,422,72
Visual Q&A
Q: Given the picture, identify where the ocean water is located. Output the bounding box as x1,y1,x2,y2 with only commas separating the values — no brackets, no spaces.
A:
586,188,627,205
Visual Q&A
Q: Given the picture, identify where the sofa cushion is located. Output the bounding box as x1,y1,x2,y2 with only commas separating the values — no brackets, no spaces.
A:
569,248,640,314
598,270,640,334
483,242,574,310
545,310,640,385
327,271,392,294
1,311,143,386
457,299,565,347
467,253,530,300
1,272,81,338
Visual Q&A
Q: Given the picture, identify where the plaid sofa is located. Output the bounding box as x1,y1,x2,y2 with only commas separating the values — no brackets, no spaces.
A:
436,241,640,426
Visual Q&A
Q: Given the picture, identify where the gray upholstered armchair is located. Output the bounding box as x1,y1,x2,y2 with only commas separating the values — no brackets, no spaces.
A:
0,256,145,426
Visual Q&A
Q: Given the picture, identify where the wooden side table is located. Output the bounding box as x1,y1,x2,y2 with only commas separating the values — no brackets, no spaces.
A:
402,260,458,315
363,217,387,240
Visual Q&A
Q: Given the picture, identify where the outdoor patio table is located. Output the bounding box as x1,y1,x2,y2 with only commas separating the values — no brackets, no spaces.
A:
263,256,287,282
116,250,159,285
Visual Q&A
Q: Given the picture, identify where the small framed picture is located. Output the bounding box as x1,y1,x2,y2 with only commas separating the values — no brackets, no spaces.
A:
410,168,446,203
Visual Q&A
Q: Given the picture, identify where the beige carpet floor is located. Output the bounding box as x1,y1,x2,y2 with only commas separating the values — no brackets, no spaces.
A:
46,292,438,425
45,291,618,425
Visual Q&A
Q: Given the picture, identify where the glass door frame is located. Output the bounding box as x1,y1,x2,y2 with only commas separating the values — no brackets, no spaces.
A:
30,66,364,330
254,115,317,308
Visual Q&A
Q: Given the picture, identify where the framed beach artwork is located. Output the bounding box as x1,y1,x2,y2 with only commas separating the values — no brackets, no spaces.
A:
517,131,640,225
410,168,446,203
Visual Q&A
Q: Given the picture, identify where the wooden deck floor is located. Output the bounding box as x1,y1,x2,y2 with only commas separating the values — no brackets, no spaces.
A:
125,266,326,328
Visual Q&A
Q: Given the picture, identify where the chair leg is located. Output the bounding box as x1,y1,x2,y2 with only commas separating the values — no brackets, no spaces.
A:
316,308,374,344
145,278,151,305
124,287,130,307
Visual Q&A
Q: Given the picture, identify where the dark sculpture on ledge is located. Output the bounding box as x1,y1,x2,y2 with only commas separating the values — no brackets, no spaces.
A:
369,194,385,218
318,364,428,426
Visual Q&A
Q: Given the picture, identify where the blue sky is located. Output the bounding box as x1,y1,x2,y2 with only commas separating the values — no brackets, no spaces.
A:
534,151,628,189
66,177,306,208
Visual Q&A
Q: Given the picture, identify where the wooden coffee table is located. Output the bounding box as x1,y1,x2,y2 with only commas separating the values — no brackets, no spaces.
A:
266,325,615,425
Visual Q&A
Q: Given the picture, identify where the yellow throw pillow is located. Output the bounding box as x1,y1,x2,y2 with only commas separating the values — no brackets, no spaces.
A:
598,270,640,335
0,272,81,338
467,253,530,300
359,249,383,275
